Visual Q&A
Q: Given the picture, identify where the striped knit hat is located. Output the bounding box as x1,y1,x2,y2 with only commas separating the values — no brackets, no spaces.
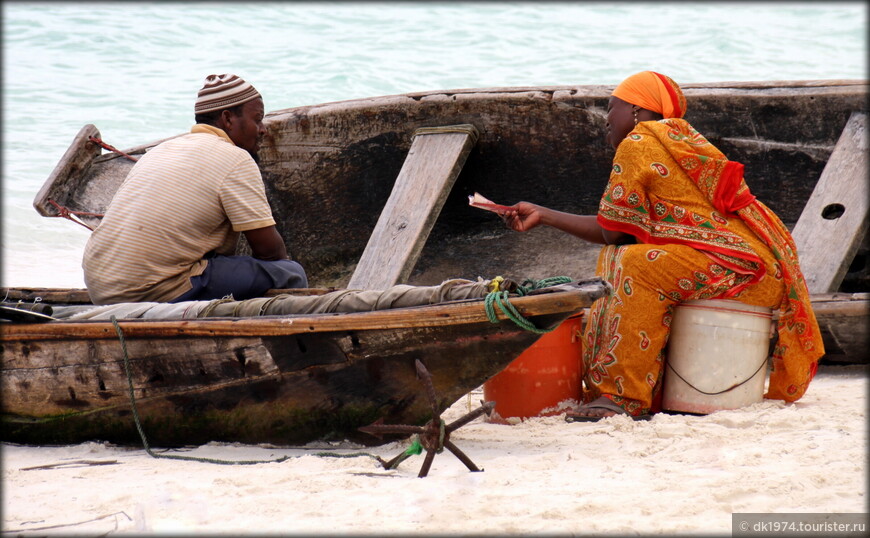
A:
195,74,261,114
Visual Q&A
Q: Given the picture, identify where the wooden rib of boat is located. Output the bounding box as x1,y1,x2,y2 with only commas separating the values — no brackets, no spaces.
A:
0,280,608,446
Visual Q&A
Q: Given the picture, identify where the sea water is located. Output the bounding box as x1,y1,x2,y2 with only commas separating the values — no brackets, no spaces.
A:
2,1,866,288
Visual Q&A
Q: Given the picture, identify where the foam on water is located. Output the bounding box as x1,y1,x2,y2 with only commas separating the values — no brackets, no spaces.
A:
2,2,866,287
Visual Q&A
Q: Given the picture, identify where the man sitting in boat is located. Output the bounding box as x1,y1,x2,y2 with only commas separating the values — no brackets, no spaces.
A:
82,74,307,305
500,71,824,421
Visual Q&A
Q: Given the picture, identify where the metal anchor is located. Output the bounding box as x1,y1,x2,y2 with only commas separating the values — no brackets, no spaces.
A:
359,359,496,478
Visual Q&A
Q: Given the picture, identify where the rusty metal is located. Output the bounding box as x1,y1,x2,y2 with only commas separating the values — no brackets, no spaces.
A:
359,358,496,478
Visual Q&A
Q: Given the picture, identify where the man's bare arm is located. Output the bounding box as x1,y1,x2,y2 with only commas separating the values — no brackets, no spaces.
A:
243,226,289,260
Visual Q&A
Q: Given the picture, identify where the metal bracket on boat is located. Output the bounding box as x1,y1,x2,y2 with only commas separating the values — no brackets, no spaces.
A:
359,359,495,478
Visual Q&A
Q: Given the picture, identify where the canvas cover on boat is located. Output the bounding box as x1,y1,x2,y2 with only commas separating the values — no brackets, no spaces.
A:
50,278,496,320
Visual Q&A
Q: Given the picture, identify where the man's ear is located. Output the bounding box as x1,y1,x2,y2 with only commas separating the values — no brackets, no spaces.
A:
218,109,234,130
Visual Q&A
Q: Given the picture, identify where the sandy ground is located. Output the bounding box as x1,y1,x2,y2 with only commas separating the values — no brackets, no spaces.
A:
2,364,867,536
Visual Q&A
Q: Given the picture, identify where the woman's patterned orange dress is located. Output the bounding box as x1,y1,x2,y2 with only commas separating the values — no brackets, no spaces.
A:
584,118,825,416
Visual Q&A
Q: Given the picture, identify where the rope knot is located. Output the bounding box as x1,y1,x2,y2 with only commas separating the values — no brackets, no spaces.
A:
47,199,103,231
88,135,139,162
484,276,573,334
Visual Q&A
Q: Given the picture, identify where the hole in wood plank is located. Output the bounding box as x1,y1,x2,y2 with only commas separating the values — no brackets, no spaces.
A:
234,349,248,376
821,203,845,220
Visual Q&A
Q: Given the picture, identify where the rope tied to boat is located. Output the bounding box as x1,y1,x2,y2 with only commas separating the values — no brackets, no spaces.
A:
484,276,574,334
109,315,383,466
43,137,137,232
88,135,139,162
46,199,103,231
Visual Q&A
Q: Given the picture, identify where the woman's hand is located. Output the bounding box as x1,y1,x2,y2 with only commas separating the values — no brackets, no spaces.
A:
501,202,632,245
501,202,545,232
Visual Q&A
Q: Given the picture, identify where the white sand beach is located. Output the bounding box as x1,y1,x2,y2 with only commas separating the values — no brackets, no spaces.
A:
2,364,866,536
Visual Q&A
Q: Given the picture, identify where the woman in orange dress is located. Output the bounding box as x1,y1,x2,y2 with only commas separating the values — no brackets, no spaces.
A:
502,71,824,420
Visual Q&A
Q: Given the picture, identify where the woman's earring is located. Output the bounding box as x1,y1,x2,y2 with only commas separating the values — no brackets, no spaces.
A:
633,109,638,125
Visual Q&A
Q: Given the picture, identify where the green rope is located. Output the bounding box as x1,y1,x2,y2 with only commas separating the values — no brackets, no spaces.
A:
384,419,446,469
406,436,424,456
110,316,381,465
516,276,574,296
484,276,573,334
385,435,424,469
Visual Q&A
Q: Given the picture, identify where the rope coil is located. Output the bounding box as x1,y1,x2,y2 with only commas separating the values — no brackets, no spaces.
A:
484,276,573,334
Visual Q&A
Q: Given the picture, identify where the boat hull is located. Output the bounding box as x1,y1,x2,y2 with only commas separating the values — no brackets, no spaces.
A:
1,284,604,446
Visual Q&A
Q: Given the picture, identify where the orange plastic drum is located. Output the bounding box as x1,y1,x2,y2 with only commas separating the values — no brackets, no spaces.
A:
483,314,584,424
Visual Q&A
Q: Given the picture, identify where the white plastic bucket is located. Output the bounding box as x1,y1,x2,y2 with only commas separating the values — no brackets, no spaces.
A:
662,299,773,414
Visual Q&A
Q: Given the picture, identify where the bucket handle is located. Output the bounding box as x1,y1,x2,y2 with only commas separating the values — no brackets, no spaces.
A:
665,356,768,396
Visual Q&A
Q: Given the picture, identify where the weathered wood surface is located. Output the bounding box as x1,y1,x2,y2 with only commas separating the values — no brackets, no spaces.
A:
807,292,870,364
32,124,102,221
2,324,542,446
348,125,479,290
792,112,868,293
34,80,869,289
1,283,606,446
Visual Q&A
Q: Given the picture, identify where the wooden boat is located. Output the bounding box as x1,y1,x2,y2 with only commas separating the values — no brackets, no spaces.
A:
1,279,609,446
4,81,866,448
31,79,869,363
34,79,869,291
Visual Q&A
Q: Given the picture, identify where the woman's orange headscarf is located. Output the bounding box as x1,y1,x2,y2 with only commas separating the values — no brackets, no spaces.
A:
612,71,687,119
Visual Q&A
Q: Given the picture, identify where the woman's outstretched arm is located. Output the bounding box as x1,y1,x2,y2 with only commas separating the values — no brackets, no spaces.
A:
502,202,634,245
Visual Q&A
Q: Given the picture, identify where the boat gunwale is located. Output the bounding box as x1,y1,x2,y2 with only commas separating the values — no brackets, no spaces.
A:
83,80,868,165
0,284,605,341
32,80,868,223
263,79,869,117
